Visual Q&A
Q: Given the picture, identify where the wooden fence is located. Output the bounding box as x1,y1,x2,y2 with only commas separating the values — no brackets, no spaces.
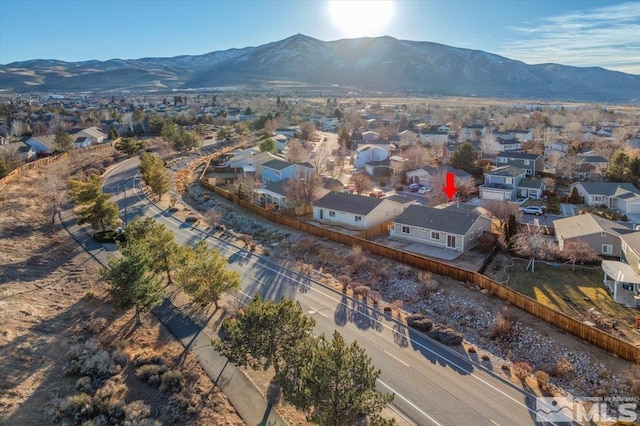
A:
199,162,640,362
0,141,116,191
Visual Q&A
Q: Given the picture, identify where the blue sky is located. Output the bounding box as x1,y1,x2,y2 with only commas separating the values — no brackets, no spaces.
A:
1,0,638,74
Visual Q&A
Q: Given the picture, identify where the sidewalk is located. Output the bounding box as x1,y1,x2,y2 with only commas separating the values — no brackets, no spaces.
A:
59,205,287,426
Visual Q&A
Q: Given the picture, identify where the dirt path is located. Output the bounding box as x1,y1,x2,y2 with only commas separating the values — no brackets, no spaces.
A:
0,151,243,425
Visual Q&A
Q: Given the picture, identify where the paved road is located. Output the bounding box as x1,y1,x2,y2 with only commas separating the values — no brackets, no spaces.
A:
103,156,565,426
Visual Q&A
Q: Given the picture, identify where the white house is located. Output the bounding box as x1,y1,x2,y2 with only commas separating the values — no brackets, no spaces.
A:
353,145,389,169
74,126,107,144
569,182,640,214
312,192,407,231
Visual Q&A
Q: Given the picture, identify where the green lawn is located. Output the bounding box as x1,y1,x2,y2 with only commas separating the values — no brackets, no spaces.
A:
506,259,637,326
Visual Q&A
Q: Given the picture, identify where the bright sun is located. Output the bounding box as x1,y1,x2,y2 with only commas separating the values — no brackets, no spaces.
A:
329,0,394,38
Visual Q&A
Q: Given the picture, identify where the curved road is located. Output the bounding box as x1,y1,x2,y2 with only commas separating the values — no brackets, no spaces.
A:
104,156,562,426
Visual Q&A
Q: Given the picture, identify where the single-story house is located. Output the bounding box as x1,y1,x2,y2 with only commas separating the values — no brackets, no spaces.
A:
390,204,492,253
569,182,640,214
553,213,635,258
24,134,57,154
74,126,107,144
0,141,37,162
312,192,408,231
73,136,92,149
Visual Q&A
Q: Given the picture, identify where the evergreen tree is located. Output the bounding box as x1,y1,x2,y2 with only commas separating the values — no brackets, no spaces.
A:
289,331,395,426
0,155,11,179
606,150,631,182
67,175,120,231
259,138,277,153
449,142,480,174
125,216,184,283
100,239,163,324
214,295,315,375
175,241,241,308
337,125,351,150
54,130,74,152
568,186,582,204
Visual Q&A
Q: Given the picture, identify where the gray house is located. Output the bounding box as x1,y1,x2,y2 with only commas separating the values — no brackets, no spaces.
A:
495,152,543,176
390,205,491,253
553,213,635,258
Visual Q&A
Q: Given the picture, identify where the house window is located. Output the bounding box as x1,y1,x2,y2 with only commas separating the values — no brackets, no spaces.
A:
469,233,474,241
355,216,362,222
329,211,335,218
602,244,613,255
274,170,280,177
477,227,483,237
524,160,530,165
593,195,603,202
431,231,439,240
601,232,606,237
402,226,410,234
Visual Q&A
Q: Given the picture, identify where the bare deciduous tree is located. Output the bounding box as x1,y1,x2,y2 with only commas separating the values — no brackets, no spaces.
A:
37,169,68,224
482,200,521,225
350,173,373,195
560,239,600,271
285,139,309,163
283,169,321,208
510,229,557,272
203,208,223,232
402,145,431,171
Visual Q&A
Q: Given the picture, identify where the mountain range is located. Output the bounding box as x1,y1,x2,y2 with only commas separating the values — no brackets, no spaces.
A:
1,34,639,103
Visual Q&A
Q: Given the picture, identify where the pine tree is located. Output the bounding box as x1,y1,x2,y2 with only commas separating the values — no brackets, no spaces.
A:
175,241,241,308
101,239,163,324
54,130,74,152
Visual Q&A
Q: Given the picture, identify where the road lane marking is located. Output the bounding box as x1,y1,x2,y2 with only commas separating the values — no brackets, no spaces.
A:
114,167,545,424
378,379,443,426
384,350,409,367
308,306,329,318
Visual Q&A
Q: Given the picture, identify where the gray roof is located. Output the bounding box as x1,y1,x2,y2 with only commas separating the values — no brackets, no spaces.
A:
385,194,417,205
575,182,640,196
554,213,634,240
579,155,608,163
496,152,541,160
263,178,290,196
424,165,471,178
480,182,514,190
620,232,640,253
262,158,294,171
313,191,384,215
486,165,525,177
394,205,482,235
518,178,544,189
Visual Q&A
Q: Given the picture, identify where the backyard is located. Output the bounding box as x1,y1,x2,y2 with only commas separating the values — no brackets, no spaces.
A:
504,258,640,344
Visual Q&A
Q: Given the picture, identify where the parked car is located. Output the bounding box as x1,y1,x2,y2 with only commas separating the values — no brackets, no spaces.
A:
408,183,421,192
418,186,432,194
520,206,544,215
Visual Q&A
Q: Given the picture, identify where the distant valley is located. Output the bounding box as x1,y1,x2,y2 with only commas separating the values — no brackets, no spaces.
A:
1,34,639,103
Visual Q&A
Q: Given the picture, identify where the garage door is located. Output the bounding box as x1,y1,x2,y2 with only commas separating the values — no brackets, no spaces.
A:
480,189,507,200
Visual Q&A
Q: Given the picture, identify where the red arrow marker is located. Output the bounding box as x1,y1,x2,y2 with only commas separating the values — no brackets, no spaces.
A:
443,172,457,200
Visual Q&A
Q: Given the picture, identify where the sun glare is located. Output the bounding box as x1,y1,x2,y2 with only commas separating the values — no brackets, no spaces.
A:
329,0,394,38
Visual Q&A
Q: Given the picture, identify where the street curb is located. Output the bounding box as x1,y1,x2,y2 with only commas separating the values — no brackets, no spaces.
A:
59,171,287,426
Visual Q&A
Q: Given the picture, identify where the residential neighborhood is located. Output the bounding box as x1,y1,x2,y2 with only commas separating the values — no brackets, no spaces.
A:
3,90,640,426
